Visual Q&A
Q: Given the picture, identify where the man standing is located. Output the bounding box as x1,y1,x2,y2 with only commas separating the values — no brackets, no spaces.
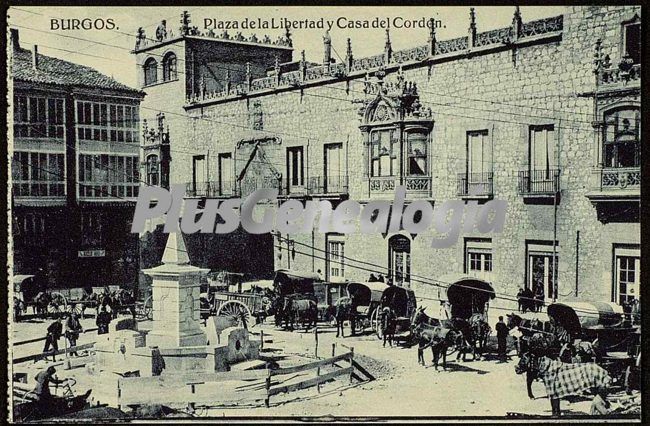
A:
495,316,509,362
96,306,112,334
65,312,84,356
38,318,63,362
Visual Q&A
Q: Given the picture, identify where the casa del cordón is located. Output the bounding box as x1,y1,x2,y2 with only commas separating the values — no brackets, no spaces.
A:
131,6,640,311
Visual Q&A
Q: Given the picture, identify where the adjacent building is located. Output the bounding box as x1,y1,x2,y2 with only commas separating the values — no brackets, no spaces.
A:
10,29,145,290
132,6,640,310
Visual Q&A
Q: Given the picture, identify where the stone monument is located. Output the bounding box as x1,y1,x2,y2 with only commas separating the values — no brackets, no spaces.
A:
143,232,209,347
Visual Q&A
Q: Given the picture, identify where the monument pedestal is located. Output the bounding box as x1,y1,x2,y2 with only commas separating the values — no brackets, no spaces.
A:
142,233,209,349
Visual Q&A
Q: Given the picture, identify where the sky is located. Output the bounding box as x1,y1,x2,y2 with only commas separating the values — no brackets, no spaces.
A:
8,6,567,89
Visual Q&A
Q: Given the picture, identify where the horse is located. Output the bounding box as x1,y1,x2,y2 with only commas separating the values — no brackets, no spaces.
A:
290,297,318,330
380,307,397,347
515,352,612,417
413,322,461,370
333,296,357,338
468,313,491,359
33,292,52,319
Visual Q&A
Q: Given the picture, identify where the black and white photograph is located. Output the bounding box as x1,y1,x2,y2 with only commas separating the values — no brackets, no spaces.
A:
5,3,645,422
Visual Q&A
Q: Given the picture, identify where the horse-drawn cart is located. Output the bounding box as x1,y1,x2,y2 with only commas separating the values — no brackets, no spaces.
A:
374,285,417,341
200,278,272,328
273,269,320,330
314,281,348,322
547,301,639,388
346,281,388,334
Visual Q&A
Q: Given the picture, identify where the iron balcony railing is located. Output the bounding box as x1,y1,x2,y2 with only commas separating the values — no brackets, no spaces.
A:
518,169,560,195
457,172,494,197
307,175,349,195
184,180,239,198
186,178,284,198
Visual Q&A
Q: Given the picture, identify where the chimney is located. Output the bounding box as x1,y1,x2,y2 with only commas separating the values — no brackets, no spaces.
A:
32,45,38,70
10,28,20,51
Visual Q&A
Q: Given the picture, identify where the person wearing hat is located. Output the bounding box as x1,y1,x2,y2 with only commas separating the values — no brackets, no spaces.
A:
33,366,66,409
65,312,84,356
38,317,63,363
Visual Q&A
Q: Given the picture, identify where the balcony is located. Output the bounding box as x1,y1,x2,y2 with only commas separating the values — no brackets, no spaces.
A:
307,175,349,197
518,169,560,202
586,167,640,203
457,172,493,199
185,181,237,198
368,175,431,198
185,177,283,199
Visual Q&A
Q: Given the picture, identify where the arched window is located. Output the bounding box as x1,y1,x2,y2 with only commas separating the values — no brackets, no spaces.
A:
603,106,640,168
146,154,159,186
162,53,177,82
143,58,158,86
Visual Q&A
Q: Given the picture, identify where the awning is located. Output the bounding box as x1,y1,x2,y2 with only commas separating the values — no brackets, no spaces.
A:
547,301,624,335
438,273,495,320
382,285,416,318
346,281,388,306
273,269,319,296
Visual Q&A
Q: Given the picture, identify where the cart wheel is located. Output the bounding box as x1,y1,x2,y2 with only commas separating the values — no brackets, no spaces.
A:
136,295,153,320
66,303,84,317
217,300,251,328
371,309,383,340
47,292,67,317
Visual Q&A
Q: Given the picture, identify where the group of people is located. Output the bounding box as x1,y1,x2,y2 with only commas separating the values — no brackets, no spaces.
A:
516,286,545,313
37,312,84,363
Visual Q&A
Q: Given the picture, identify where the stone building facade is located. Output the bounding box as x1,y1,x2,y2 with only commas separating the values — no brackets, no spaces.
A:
10,29,145,290
134,6,640,309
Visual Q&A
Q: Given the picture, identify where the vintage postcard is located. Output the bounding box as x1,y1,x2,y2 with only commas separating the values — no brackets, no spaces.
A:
5,3,643,423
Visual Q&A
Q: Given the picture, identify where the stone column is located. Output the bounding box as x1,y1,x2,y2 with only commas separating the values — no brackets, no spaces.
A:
142,233,208,348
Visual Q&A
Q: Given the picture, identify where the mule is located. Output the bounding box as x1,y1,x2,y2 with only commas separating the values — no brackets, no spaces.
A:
290,298,318,330
380,307,396,347
413,323,460,370
334,297,356,338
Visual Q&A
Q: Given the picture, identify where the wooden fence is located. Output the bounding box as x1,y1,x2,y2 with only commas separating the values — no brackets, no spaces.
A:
117,350,355,409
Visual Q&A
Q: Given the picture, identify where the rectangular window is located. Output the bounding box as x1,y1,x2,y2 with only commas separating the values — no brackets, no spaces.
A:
14,96,62,139
529,125,556,177
218,153,233,196
326,234,345,282
407,131,428,176
11,151,65,197
526,241,559,302
623,22,641,65
286,146,304,188
466,130,492,195
613,246,640,306
81,211,103,247
324,143,344,193
78,154,139,199
465,238,493,281
370,129,395,177
77,101,139,143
